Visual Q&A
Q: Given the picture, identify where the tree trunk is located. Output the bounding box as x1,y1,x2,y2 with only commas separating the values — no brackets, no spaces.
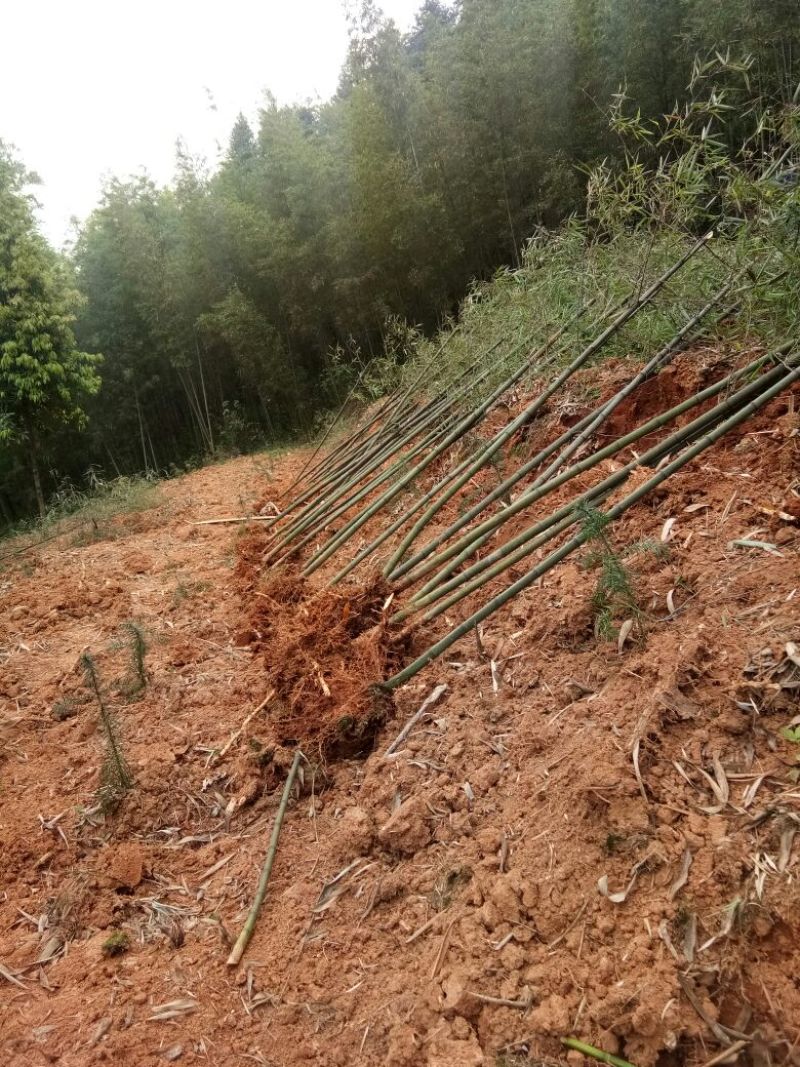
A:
0,490,14,527
26,418,46,519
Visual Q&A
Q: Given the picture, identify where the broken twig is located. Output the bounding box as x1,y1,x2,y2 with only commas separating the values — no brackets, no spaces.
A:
384,684,447,757
216,690,275,761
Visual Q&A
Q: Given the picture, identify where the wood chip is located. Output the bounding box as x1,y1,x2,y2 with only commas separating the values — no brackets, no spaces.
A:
89,1017,112,1046
697,756,730,814
430,917,457,978
658,690,700,721
728,539,782,556
0,961,26,988
683,911,697,962
468,988,532,1010
37,935,63,965
148,999,199,1022
778,824,796,873
678,974,746,1045
697,1039,750,1067
618,618,634,653
597,861,645,904
741,776,767,809
406,914,439,944
384,684,448,757
669,848,693,899
199,853,235,884
632,739,648,804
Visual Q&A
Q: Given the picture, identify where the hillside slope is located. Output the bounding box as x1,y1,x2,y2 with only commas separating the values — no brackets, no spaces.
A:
1,346,798,1067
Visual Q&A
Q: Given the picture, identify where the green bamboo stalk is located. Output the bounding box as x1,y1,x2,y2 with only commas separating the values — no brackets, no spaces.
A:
381,358,799,690
267,390,433,534
286,328,497,507
266,387,465,551
394,344,790,597
301,329,551,576
328,431,497,585
405,350,793,609
297,325,470,492
527,277,738,492
266,349,506,556
280,356,379,500
381,302,594,578
268,412,463,567
301,359,439,493
402,285,741,591
271,397,427,531
401,351,798,621
387,235,715,583
227,750,302,967
331,304,593,584
265,339,510,557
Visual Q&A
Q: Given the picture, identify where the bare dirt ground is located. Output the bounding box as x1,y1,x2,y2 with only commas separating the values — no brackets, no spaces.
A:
1,354,799,1067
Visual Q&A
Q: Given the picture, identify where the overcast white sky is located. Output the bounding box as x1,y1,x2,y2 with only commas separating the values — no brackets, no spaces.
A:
1,0,422,246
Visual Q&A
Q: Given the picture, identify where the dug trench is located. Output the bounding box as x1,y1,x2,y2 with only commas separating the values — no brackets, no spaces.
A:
0,347,798,1067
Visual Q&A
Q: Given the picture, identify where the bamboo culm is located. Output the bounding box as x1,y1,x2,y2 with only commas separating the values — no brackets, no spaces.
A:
381,358,799,690
226,750,302,967
380,302,594,578
332,305,594,584
275,331,502,523
382,239,712,580
388,243,719,584
299,332,545,574
264,339,511,559
402,350,794,610
394,344,791,598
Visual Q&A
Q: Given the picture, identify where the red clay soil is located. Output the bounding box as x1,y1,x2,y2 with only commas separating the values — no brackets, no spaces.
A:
1,350,799,1067
235,556,403,758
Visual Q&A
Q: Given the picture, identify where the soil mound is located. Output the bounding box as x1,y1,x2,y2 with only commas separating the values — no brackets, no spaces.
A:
236,529,406,758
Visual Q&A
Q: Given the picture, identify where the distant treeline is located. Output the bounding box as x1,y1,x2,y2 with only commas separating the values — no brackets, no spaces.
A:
1,0,798,522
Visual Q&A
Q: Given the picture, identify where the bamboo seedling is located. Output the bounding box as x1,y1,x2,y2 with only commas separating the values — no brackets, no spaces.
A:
122,620,148,697
561,1038,638,1067
578,503,644,640
81,653,133,812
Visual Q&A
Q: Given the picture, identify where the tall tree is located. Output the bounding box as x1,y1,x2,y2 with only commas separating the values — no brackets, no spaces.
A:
0,143,100,516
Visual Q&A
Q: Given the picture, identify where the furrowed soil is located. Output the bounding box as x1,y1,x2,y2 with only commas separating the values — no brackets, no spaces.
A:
1,350,799,1067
